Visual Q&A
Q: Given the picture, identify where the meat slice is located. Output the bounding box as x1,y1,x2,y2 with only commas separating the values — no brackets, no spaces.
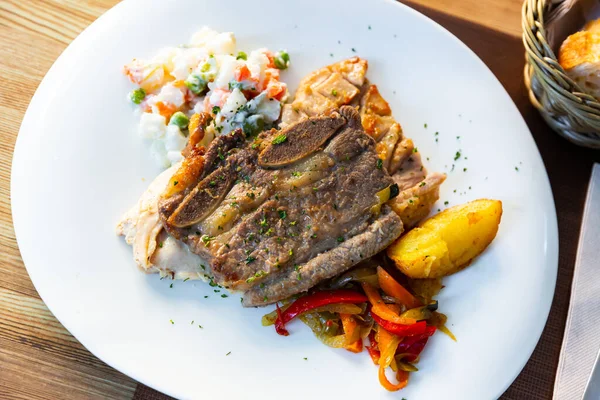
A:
281,58,446,228
158,106,403,306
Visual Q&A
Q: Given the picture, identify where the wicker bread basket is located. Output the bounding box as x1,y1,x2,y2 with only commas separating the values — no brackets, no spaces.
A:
523,0,600,148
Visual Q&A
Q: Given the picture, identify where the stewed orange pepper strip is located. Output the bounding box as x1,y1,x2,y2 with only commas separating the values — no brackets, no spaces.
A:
376,325,408,391
340,313,363,353
361,282,417,325
377,267,421,309
379,367,409,391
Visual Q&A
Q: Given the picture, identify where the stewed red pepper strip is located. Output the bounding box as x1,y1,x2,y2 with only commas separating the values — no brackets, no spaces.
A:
396,325,437,362
366,330,381,364
274,290,368,336
371,312,428,337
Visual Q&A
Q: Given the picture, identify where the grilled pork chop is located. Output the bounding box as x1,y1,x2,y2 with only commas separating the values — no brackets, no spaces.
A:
158,106,403,306
281,57,446,228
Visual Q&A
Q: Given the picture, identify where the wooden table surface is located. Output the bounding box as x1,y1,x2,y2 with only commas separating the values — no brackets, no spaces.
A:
0,0,591,399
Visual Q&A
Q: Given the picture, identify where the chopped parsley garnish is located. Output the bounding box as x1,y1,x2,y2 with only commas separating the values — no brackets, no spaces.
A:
228,81,243,91
289,249,294,256
169,283,173,288
221,294,228,298
413,147,418,153
291,171,302,177
376,158,383,169
246,192,255,200
454,151,461,161
278,210,287,219
419,182,426,187
212,106,221,115
272,134,288,145
515,166,519,171
351,47,356,52
170,319,174,325
245,256,256,264
209,181,216,187
226,351,231,356
444,201,449,206
201,235,214,246
183,277,190,282
337,236,344,243
173,180,179,186
331,89,338,96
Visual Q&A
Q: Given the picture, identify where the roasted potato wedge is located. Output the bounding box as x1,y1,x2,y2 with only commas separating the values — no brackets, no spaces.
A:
387,199,502,278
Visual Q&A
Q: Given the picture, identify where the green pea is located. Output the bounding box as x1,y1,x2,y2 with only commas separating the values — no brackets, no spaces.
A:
185,74,207,95
169,112,189,129
236,51,247,60
273,50,290,70
129,88,146,104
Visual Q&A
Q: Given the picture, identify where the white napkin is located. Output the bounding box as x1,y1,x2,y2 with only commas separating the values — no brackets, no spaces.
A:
553,163,600,400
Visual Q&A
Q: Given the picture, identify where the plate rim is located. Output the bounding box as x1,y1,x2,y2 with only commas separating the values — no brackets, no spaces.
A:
10,0,559,398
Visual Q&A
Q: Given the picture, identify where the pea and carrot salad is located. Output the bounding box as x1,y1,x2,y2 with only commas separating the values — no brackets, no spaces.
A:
123,27,290,167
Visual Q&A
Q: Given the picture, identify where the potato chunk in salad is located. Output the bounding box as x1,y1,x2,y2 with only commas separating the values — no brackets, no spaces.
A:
123,27,290,167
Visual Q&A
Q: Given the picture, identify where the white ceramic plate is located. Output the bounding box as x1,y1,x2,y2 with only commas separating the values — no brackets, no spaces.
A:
11,0,558,398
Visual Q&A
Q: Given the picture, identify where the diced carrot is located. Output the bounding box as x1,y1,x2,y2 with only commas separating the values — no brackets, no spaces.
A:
264,50,276,68
377,267,421,309
234,64,252,82
154,101,177,120
266,81,286,100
